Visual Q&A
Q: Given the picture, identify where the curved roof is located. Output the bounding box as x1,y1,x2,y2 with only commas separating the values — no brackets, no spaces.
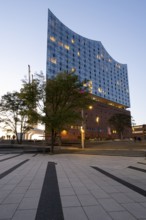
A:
48,9,126,66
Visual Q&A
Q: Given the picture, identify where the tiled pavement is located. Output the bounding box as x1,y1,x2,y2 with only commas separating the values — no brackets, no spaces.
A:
0,152,146,220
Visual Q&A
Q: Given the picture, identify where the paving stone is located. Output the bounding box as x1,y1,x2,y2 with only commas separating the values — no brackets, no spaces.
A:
12,210,36,220
2,184,16,191
83,205,112,220
111,192,134,203
140,202,146,208
98,198,124,211
59,187,75,196
90,189,110,199
100,185,119,193
63,207,88,220
113,184,133,193
24,189,41,198
29,183,43,189
61,195,81,207
3,193,24,204
77,194,98,206
18,181,32,187
18,197,39,209
126,192,146,202
73,186,90,195
122,202,146,218
0,204,18,219
0,190,11,199
84,183,100,190
12,186,28,194
70,181,84,188
109,211,137,220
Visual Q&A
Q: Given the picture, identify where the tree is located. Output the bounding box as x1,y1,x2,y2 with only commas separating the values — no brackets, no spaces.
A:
43,72,93,152
20,75,41,124
21,71,93,152
19,70,93,152
0,92,33,143
108,113,131,139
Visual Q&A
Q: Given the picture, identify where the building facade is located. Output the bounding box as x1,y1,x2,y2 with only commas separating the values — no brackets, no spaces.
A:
46,9,131,140
132,125,146,140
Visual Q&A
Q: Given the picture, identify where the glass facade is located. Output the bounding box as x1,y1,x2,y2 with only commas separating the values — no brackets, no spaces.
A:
46,9,130,108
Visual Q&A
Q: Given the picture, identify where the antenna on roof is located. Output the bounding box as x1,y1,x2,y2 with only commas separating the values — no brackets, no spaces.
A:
28,64,31,84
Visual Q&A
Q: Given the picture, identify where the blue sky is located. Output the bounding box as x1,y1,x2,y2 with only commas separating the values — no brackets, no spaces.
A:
0,0,146,125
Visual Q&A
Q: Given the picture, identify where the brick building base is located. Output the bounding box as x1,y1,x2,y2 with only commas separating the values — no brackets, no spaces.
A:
61,100,132,141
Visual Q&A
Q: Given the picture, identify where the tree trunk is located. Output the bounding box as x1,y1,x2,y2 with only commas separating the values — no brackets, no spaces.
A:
51,128,55,153
19,132,23,144
15,131,20,144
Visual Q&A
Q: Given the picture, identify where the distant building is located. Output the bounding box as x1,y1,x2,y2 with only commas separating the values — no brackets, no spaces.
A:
132,125,146,140
46,9,131,140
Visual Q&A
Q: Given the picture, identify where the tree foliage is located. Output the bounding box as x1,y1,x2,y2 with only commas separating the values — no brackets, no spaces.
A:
108,113,131,139
0,70,93,150
20,75,42,124
0,92,33,143
21,71,93,152
43,72,93,151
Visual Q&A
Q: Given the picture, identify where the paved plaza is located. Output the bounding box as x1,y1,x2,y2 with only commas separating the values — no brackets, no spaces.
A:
0,151,146,220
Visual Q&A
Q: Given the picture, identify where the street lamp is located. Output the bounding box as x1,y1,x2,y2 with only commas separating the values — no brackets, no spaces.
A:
81,106,93,149
96,116,100,139
96,116,99,123
81,109,85,149
80,125,85,149
89,105,93,110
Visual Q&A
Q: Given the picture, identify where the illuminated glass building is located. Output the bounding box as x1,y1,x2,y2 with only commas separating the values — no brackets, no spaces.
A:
46,9,131,139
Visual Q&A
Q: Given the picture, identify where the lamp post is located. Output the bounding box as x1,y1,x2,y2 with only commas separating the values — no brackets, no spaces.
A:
81,109,85,149
81,126,85,149
81,106,93,149
96,116,100,140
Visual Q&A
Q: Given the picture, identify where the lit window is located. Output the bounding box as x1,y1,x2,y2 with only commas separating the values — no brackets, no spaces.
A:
96,117,100,123
88,106,93,110
50,36,56,42
87,81,93,93
98,87,102,93
117,80,121,86
115,63,121,69
96,55,101,59
58,41,63,47
61,130,67,135
71,68,76,72
50,58,57,64
77,51,80,56
71,39,75,43
64,45,70,50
